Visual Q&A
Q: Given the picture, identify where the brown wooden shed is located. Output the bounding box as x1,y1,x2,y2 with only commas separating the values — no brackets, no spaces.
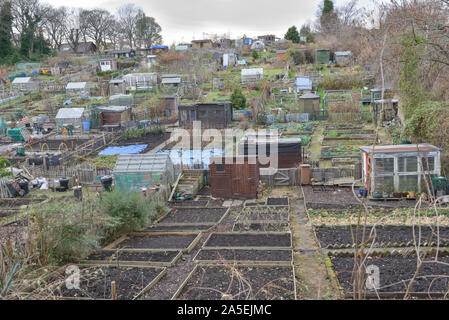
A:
179,102,232,129
98,106,132,128
209,156,259,199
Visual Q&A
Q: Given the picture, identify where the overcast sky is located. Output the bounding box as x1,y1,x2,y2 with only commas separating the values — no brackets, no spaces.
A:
42,0,377,44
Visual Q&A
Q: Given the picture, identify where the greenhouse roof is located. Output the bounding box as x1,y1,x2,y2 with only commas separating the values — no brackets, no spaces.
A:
114,153,172,173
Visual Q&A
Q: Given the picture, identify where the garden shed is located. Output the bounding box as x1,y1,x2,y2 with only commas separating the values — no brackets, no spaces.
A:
241,68,264,84
298,93,320,114
179,102,232,129
360,144,442,194
11,77,38,93
55,108,90,134
66,82,90,97
315,49,330,64
334,51,352,66
98,58,118,72
97,106,133,128
123,73,157,89
159,95,179,119
191,39,213,49
113,153,175,192
109,79,126,95
238,135,302,169
209,156,260,199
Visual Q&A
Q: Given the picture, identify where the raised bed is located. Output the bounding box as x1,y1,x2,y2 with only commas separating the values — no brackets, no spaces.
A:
315,225,449,248
106,232,202,253
266,197,290,207
144,225,215,232
173,264,296,300
193,249,293,266
203,232,292,250
84,249,182,267
0,197,47,219
330,252,449,299
155,208,229,226
42,264,166,300
233,222,290,232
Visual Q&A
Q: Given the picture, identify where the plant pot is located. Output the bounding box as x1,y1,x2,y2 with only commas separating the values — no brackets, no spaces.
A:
408,192,416,198
393,192,402,198
382,193,389,199
372,192,382,199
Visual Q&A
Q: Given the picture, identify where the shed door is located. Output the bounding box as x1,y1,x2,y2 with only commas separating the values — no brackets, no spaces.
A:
232,163,255,197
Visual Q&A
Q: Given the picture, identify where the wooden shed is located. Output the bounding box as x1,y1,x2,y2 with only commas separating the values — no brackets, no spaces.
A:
298,93,320,114
109,79,126,95
97,106,132,128
209,156,259,199
179,102,232,129
315,49,330,64
191,39,213,49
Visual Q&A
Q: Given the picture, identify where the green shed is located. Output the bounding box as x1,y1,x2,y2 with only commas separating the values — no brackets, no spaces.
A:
299,93,321,114
315,49,330,64
113,153,175,192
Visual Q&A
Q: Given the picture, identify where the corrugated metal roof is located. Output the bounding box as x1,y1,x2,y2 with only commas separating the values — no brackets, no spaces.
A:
114,153,172,173
335,51,352,56
299,93,320,99
12,77,32,84
97,106,131,112
360,144,441,154
162,77,181,84
242,68,263,76
55,108,86,119
66,82,87,89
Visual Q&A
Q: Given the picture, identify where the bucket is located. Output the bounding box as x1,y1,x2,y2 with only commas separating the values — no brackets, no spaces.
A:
83,120,91,131
59,178,69,191
101,176,113,192
18,180,29,195
73,186,83,201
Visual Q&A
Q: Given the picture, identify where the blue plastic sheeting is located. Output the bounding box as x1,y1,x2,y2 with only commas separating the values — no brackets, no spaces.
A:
63,99,72,105
157,148,224,169
99,145,148,156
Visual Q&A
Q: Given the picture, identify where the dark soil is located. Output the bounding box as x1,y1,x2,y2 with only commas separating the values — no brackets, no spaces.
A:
194,249,292,262
208,200,224,207
233,222,290,232
306,202,362,210
178,266,295,300
237,213,290,222
315,225,449,248
169,200,209,208
159,208,227,224
331,254,449,297
267,197,289,206
204,233,292,248
87,250,180,263
144,225,214,232
197,186,212,196
117,132,170,150
117,234,198,250
53,266,163,300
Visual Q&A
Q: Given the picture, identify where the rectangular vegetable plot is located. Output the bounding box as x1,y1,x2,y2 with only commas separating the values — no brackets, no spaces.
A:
158,208,228,225
114,234,199,250
170,200,209,208
315,225,449,248
237,213,290,223
177,266,295,300
49,266,165,300
330,254,449,298
266,197,290,206
204,233,292,249
233,222,290,232
145,225,213,232
194,249,292,264
87,250,181,265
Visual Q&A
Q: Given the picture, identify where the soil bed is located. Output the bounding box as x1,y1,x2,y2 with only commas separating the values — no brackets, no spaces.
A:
233,222,290,232
46,265,164,300
115,234,199,250
194,249,292,263
315,225,449,248
204,233,292,248
145,225,214,232
158,208,227,224
237,213,290,223
117,132,171,152
87,250,180,263
330,253,449,298
178,265,295,300
267,197,289,206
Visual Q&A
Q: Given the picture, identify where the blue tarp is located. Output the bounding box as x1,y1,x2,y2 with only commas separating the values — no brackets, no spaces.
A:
99,145,148,156
151,45,168,49
157,148,224,169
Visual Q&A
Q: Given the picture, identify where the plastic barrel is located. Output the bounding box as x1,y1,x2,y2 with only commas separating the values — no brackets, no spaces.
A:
73,186,83,201
101,176,113,192
18,180,29,195
59,178,69,191
83,120,91,131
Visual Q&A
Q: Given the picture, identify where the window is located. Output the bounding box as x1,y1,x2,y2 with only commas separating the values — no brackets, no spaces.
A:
422,156,435,172
199,110,207,118
399,175,419,192
374,157,394,174
398,156,418,173
215,164,225,172
191,110,196,120
181,110,188,121
215,110,224,117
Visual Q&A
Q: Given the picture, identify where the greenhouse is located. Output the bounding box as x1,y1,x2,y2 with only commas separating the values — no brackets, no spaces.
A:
113,153,175,192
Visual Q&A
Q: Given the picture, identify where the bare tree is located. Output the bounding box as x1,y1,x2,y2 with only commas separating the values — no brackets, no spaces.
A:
135,13,162,48
84,9,114,50
42,5,68,50
117,3,142,49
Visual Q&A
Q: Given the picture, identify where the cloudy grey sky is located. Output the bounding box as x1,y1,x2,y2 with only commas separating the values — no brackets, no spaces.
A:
42,0,376,44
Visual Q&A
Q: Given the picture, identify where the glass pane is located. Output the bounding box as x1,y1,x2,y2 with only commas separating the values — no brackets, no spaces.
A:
399,175,418,192
374,176,394,192
374,157,394,174
199,110,207,117
422,156,435,172
398,156,418,173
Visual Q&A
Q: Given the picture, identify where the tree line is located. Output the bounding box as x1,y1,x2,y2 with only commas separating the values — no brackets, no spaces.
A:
0,0,163,64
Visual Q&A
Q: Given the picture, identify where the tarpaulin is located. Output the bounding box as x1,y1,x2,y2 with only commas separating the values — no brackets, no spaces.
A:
99,144,148,156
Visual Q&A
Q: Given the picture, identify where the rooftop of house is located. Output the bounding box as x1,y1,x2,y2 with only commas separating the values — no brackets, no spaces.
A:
360,144,442,154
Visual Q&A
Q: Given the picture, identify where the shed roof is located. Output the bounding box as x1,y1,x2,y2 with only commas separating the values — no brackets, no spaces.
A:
295,76,312,90
55,108,86,119
299,93,320,99
109,79,125,84
242,68,263,76
114,153,172,173
12,77,32,84
360,144,441,154
97,106,131,112
335,51,352,56
66,82,87,90
162,77,181,84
